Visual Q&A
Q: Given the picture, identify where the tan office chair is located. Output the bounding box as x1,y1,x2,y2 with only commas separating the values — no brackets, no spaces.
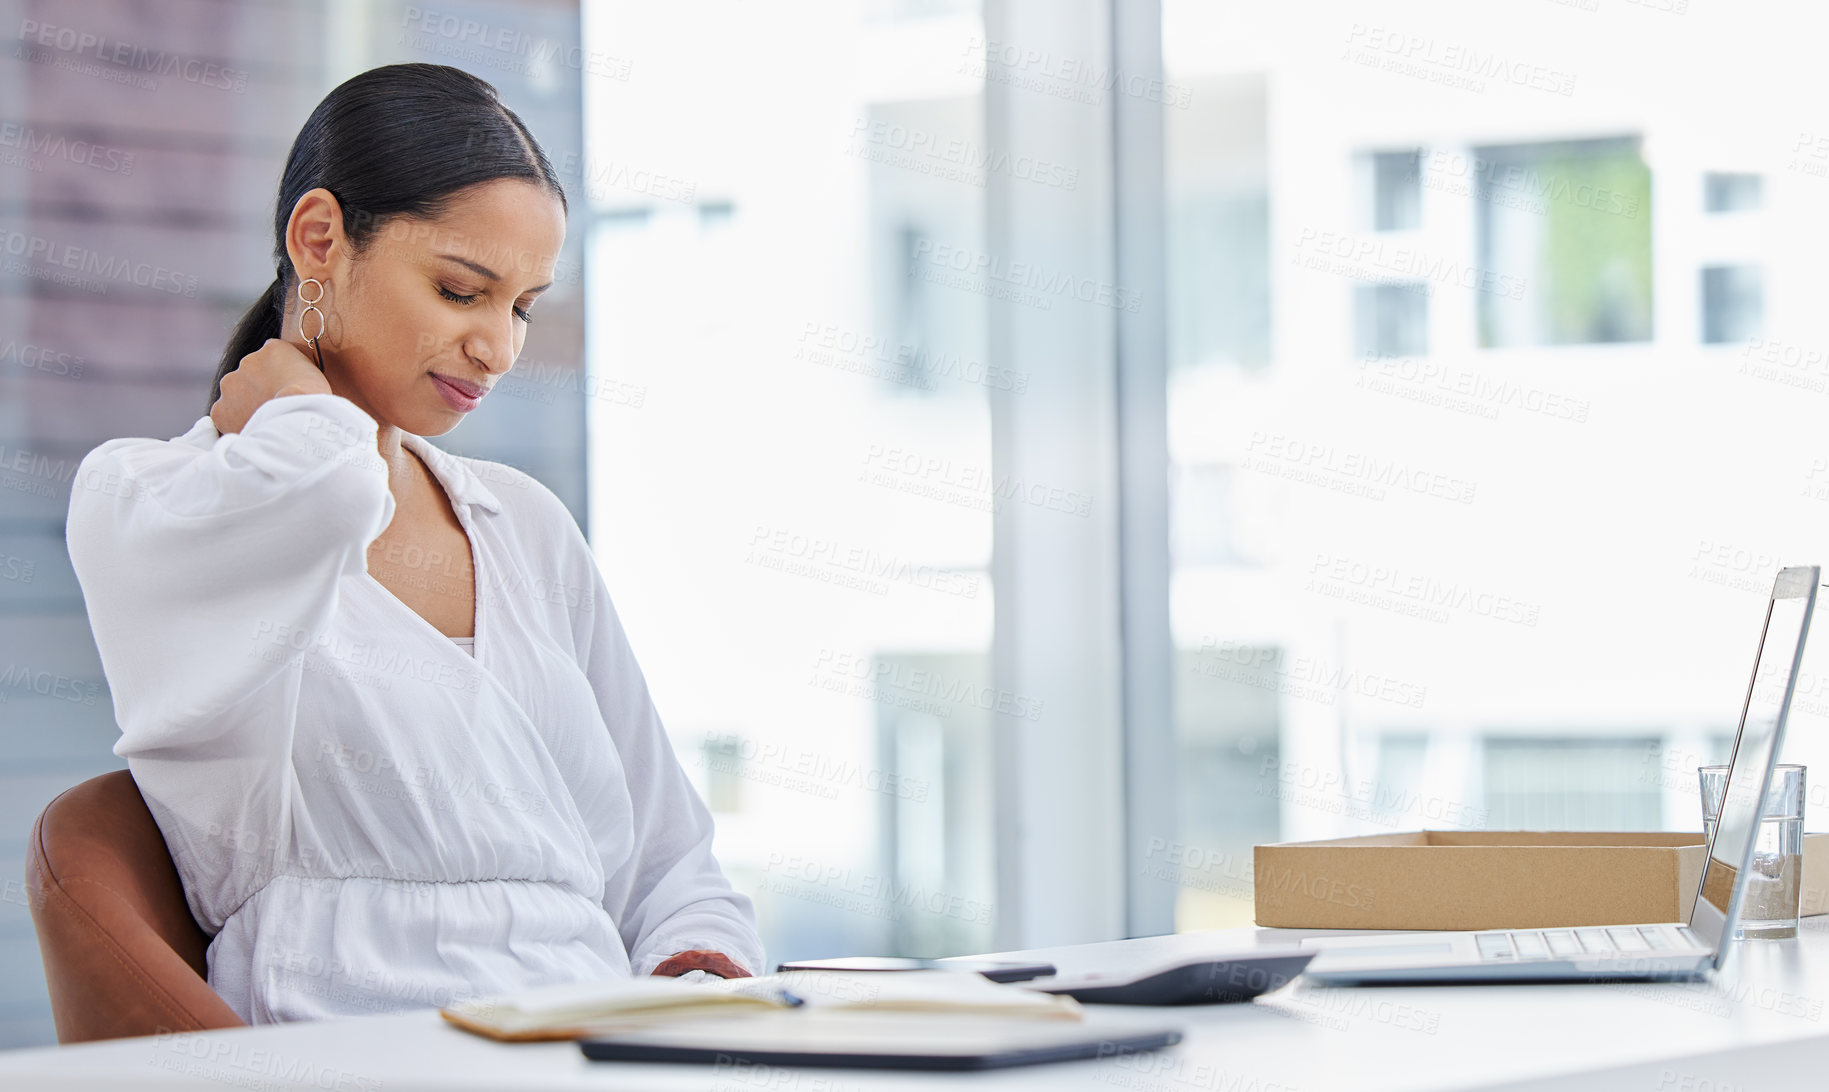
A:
26,770,244,1043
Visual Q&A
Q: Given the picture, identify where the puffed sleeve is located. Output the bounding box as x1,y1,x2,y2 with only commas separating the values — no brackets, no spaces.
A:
66,392,394,760
572,554,766,977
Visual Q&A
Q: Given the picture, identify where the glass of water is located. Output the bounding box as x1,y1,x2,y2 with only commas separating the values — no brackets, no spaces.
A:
1699,764,1806,939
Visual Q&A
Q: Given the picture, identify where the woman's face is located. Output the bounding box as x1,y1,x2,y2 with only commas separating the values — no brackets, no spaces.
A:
288,178,567,437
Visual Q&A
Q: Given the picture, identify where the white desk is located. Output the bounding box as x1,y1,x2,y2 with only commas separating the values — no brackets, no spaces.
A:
4,924,1829,1090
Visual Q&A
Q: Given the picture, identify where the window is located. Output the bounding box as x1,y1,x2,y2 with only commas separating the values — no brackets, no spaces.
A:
583,1,995,962
1159,2,1829,936
1476,138,1653,347
1482,739,1664,829
1170,463,1242,568
1701,265,1764,344
1368,150,1423,232
583,0,1829,951
701,735,746,814
1704,173,1763,214
1166,75,1270,372
1355,282,1429,358
1173,645,1281,927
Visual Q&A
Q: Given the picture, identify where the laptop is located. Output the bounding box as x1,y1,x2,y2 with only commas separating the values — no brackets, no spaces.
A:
1300,564,1818,986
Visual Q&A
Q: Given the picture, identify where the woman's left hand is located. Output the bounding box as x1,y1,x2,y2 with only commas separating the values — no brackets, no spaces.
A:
652,949,751,978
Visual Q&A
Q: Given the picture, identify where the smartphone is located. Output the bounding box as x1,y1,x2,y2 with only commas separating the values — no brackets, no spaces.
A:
774,956,1057,983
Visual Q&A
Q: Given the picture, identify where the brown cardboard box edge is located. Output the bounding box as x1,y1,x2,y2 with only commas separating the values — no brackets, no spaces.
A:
1253,830,1829,930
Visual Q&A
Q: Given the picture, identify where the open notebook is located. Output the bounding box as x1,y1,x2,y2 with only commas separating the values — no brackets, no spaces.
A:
441,970,1083,1042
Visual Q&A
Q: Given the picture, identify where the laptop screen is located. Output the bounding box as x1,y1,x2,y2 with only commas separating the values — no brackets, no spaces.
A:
1689,565,1817,962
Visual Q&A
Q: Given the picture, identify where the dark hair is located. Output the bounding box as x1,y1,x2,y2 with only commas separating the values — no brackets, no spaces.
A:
209,63,567,411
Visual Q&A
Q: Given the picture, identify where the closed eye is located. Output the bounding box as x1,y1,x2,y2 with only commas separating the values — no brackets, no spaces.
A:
438,284,533,324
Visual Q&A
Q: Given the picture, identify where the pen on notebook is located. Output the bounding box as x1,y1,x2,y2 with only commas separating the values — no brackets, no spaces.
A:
756,981,807,1007
721,975,806,1007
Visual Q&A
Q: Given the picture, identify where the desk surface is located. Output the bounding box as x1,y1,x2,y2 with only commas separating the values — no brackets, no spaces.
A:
4,924,1829,1091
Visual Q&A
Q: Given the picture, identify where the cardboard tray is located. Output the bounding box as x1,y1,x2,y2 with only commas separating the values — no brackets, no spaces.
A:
1253,830,1829,930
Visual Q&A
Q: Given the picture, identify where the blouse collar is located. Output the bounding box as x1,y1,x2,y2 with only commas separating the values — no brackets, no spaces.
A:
183,410,505,516
400,430,504,515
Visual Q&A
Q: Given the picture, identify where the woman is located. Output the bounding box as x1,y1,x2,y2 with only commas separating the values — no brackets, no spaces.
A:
63,63,762,1024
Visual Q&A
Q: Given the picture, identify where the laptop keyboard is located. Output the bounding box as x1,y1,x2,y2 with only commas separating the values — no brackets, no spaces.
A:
1476,925,1688,961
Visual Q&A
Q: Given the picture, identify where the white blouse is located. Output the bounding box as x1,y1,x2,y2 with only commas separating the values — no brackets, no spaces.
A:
64,392,764,1023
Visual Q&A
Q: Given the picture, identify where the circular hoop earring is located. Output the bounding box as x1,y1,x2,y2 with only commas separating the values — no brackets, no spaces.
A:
297,277,327,371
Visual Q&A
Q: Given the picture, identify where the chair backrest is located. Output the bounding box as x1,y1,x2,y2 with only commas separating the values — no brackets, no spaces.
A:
26,769,244,1042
